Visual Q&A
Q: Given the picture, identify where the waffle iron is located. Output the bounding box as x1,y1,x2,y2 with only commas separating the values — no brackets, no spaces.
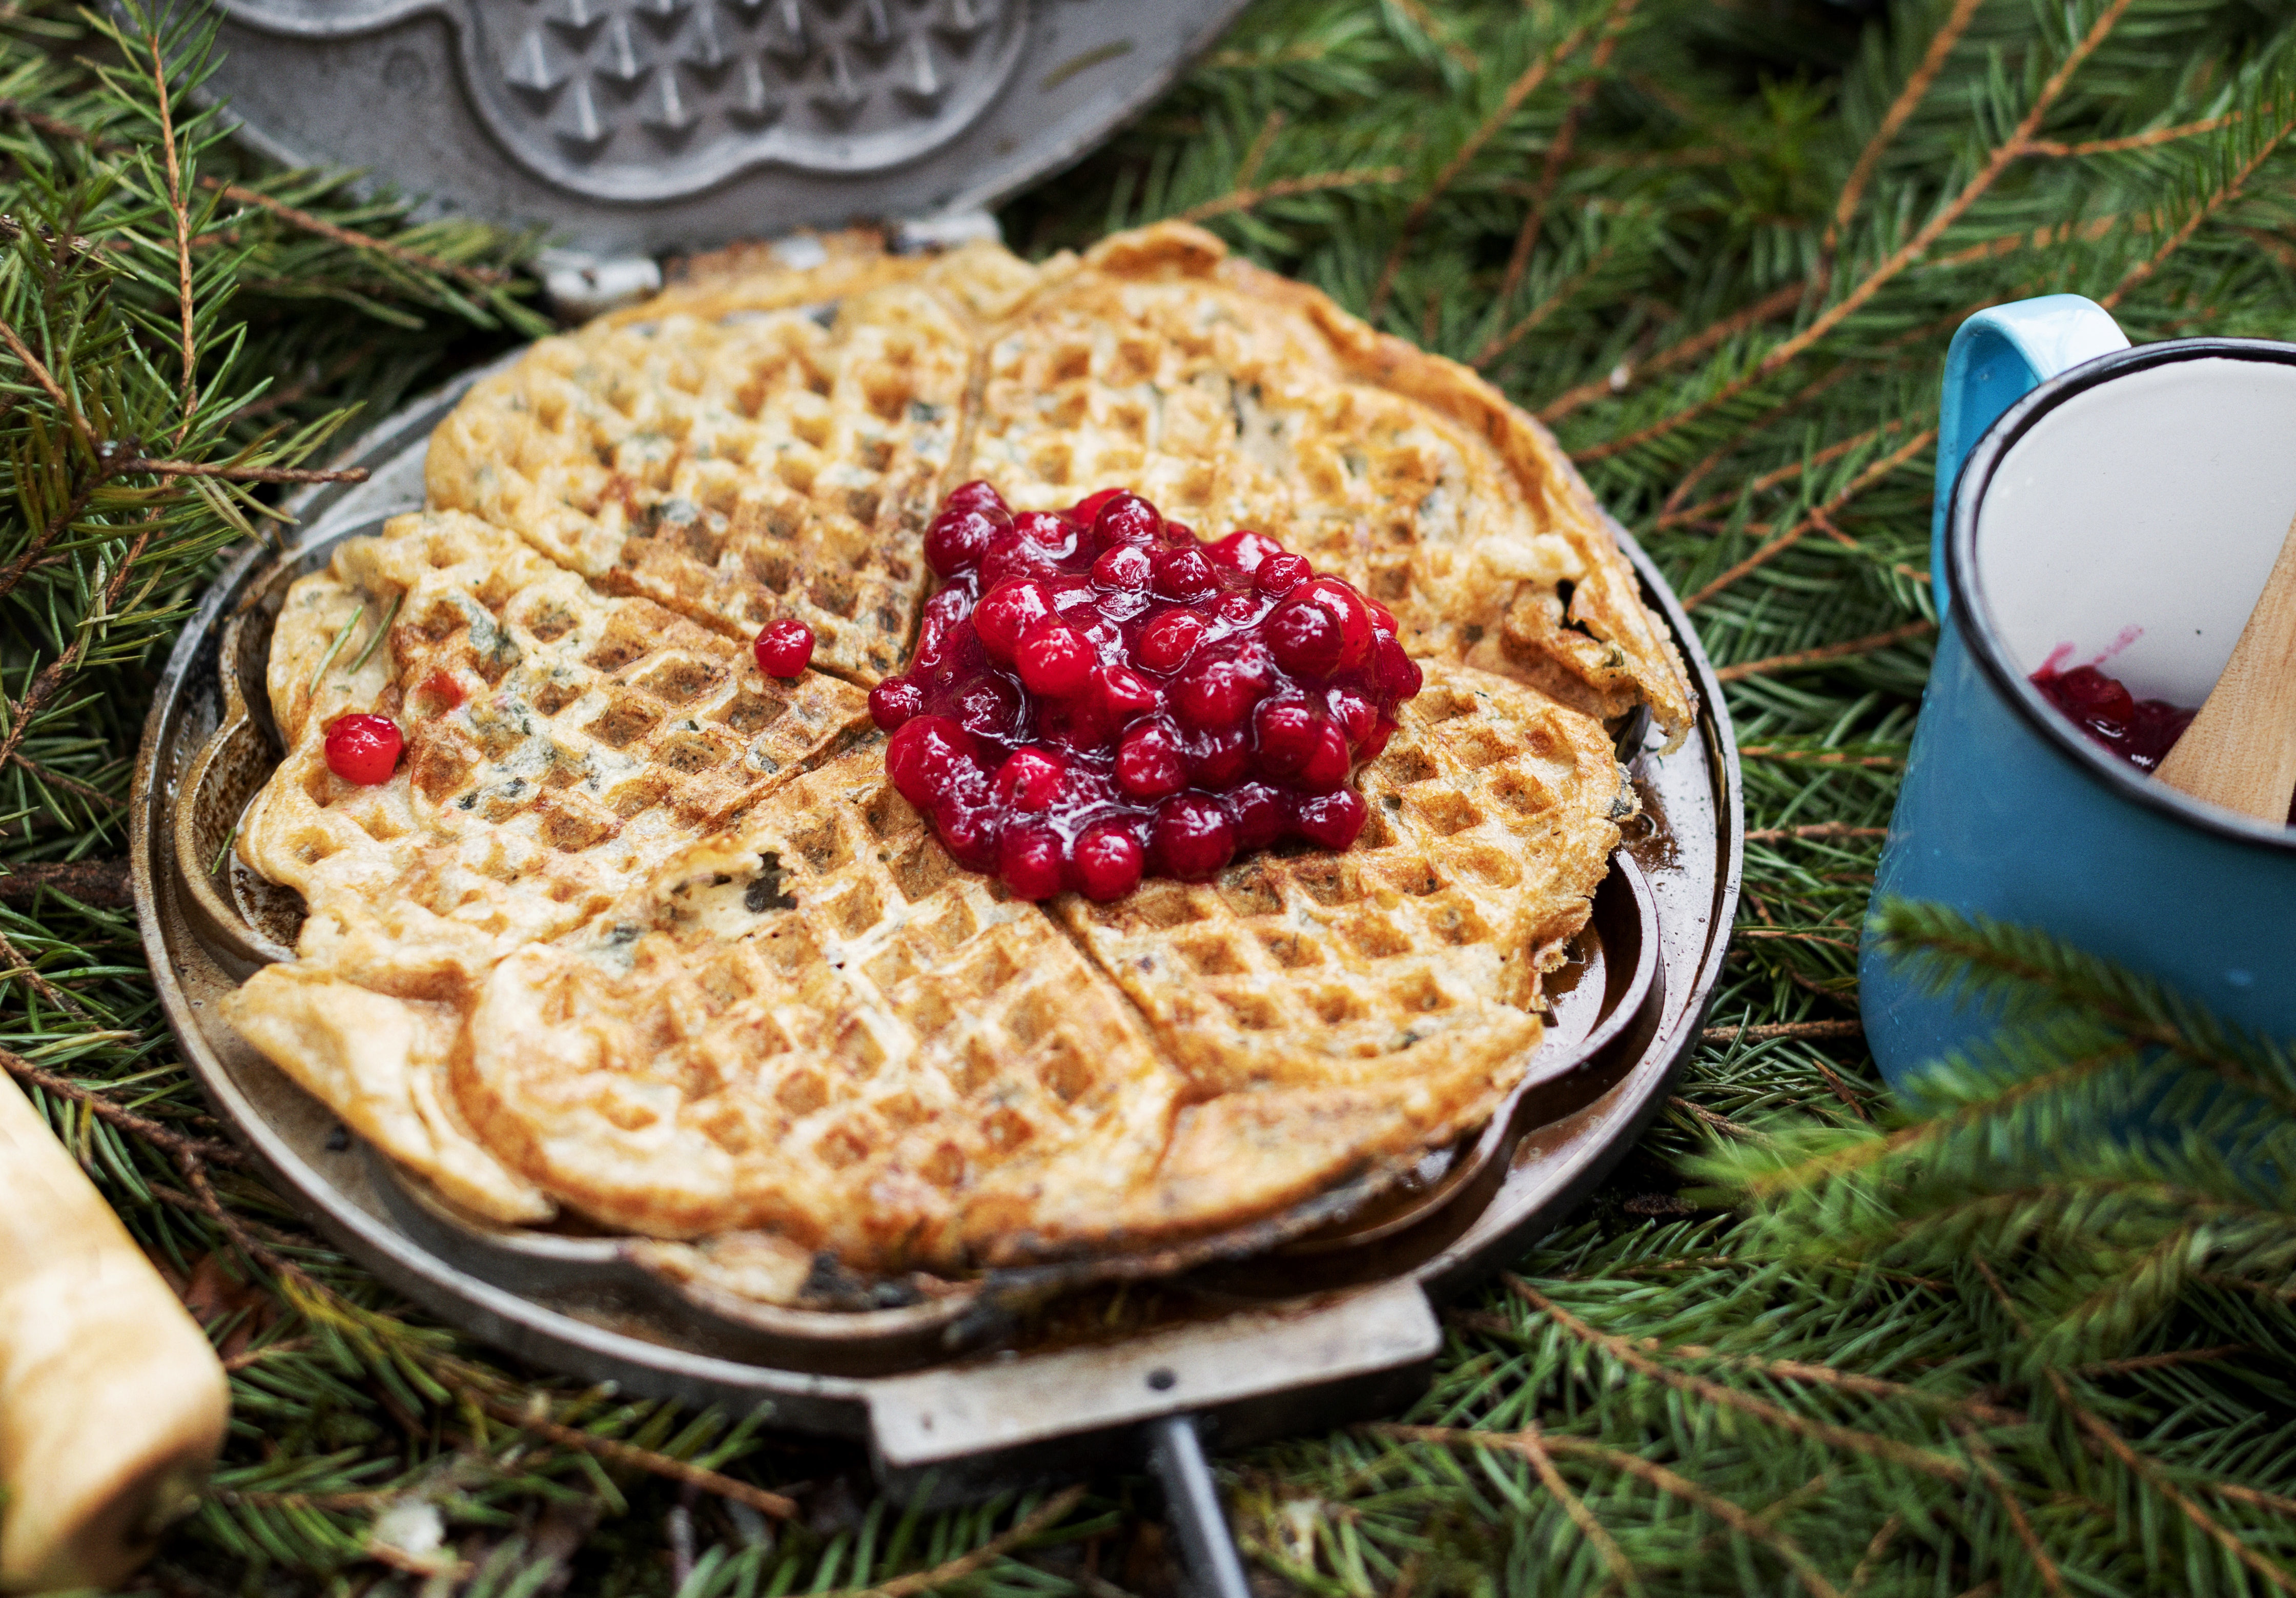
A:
137,7,1746,1587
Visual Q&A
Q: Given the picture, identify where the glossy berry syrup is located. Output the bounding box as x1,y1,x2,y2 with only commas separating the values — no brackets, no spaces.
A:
870,481,1425,900
2029,663,2195,774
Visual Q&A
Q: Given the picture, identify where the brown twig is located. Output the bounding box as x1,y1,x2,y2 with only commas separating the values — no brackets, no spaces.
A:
1955,1418,2067,1598
1683,428,1936,610
7,750,118,807
1715,620,1937,683
0,1045,254,1171
1172,167,1406,226
1701,1017,1865,1043
1370,18,1595,316
1539,281,1806,426
1737,745,1902,770
1473,235,1622,369
473,1392,801,1521
0,517,158,781
1657,418,1905,528
1745,823,1889,845
0,313,95,453
1577,0,2135,458
0,461,110,605
1511,1279,1977,1484
149,28,196,442
1829,0,1988,249
2050,1371,2296,1592
2100,107,2296,311
2026,113,2238,157
0,856,133,907
115,456,369,484
817,1485,1087,1597
1493,0,1637,311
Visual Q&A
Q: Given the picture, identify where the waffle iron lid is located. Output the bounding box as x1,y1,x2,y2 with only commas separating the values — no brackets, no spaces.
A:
201,0,1253,257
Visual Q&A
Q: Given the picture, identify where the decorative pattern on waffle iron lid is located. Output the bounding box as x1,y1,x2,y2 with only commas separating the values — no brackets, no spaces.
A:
424,263,982,681
969,222,1696,744
1058,658,1634,1098
238,509,870,984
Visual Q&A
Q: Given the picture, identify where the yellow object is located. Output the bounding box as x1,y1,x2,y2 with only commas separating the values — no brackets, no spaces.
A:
0,1074,230,1593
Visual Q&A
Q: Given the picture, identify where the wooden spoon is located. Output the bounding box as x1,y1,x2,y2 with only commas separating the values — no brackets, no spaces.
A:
2154,507,2296,826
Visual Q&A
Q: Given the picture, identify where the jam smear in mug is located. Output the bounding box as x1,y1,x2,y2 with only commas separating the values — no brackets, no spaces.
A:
2028,663,2195,773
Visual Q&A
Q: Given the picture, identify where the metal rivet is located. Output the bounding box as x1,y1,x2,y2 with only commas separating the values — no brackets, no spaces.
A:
1147,1368,1177,1391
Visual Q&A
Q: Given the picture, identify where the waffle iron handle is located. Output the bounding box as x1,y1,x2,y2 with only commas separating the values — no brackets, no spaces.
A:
1145,1414,1254,1598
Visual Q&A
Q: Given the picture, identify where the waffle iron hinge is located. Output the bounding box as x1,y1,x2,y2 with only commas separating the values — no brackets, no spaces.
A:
862,1277,1441,1508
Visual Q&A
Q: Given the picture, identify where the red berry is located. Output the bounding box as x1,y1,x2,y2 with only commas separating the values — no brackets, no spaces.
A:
1012,510,1077,559
1092,493,1161,548
1152,794,1235,882
953,674,1020,739
1160,520,1198,547
1136,610,1207,673
1115,719,1187,800
1072,487,1131,528
1360,719,1396,762
1264,595,1343,678
887,716,974,809
1228,782,1287,852
1329,689,1378,745
1213,591,1262,628
324,714,402,785
1367,599,1398,637
1297,578,1373,667
1092,545,1152,590
1252,700,1323,777
1295,720,1351,793
925,507,1003,577
869,678,923,730
974,579,1053,663
944,480,1009,517
754,618,815,677
998,824,1068,900
1017,620,1095,699
1187,726,1252,787
1293,788,1367,851
935,800,1001,871
1096,664,1162,725
1208,530,1284,573
993,747,1067,811
1172,647,1273,731
1151,545,1217,602
1073,823,1145,902
1376,636,1423,703
1255,553,1311,597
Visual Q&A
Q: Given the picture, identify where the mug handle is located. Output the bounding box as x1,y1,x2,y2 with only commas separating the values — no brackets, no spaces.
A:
1932,295,2128,616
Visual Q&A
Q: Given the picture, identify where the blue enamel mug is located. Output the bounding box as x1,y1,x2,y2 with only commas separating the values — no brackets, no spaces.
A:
1861,296,2296,1092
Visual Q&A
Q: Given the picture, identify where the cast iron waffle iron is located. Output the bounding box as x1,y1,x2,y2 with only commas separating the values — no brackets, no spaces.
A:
141,9,1746,1587
136,359,1741,1592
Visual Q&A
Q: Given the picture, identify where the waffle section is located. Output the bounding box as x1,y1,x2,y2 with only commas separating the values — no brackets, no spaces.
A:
1058,661,1631,1095
224,510,871,1220
422,248,1030,682
966,224,1696,745
454,665,1628,1273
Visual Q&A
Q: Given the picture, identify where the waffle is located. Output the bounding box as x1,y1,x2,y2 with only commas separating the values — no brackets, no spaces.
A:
427,661,1629,1269
969,224,1696,744
221,224,1681,1286
225,509,870,1217
424,247,1033,683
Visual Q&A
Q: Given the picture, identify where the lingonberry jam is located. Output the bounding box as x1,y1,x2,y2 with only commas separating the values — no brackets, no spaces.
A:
2029,663,2195,774
324,713,403,785
872,481,1424,900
